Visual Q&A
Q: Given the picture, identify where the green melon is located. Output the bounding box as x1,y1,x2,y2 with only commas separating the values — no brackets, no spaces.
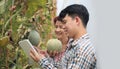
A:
28,30,40,46
0,36,9,47
46,39,62,52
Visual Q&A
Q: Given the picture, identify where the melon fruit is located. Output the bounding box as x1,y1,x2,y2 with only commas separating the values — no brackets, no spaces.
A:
0,36,9,47
46,39,62,52
28,30,40,46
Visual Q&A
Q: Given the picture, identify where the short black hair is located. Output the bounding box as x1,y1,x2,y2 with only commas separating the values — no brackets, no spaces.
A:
59,4,89,28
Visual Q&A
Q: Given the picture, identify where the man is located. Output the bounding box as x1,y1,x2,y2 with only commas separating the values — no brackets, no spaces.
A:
30,4,97,69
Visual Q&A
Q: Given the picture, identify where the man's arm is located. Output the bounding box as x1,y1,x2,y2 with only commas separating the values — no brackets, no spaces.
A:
38,58,58,69
30,47,58,69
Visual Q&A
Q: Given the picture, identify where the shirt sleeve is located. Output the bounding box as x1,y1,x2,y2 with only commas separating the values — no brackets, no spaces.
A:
38,57,58,69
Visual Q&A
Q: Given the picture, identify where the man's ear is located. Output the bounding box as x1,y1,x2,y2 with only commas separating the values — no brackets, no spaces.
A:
75,16,81,25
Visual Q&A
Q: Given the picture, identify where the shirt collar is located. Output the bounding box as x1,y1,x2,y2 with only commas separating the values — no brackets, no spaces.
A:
68,33,90,49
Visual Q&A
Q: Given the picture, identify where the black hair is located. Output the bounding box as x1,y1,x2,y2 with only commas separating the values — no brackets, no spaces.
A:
59,4,89,28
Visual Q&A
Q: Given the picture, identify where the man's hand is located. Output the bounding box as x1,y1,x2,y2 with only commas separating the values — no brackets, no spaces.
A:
30,47,46,62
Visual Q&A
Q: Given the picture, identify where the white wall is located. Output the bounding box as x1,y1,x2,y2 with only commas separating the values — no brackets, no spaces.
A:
92,0,120,69
57,0,120,69
56,0,82,16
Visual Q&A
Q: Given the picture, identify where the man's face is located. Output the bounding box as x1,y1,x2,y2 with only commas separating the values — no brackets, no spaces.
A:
62,15,77,38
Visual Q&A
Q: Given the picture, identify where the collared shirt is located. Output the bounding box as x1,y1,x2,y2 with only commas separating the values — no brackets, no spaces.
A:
38,33,97,69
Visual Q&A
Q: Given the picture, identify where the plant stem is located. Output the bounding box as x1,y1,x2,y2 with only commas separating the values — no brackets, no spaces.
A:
4,3,24,29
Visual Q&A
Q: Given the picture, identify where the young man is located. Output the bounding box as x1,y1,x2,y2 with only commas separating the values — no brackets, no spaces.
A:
30,4,97,69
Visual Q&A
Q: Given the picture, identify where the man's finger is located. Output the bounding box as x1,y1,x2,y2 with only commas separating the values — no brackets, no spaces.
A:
30,50,37,62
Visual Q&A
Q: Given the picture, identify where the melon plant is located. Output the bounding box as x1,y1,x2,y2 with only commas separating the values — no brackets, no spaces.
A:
46,39,62,52
0,0,5,14
28,30,40,46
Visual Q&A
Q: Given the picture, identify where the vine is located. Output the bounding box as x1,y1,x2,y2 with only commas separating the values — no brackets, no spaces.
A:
0,0,56,69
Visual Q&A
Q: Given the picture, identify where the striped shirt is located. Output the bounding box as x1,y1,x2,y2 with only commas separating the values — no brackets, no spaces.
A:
38,33,97,69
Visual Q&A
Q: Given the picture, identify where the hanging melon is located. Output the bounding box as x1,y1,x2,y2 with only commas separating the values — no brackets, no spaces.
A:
28,30,40,46
0,36,9,47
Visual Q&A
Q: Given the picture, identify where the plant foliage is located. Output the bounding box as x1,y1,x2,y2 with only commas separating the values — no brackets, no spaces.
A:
0,0,56,69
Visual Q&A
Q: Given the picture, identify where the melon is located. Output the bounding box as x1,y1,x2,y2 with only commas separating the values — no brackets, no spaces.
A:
0,36,9,47
46,39,62,52
28,30,40,46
